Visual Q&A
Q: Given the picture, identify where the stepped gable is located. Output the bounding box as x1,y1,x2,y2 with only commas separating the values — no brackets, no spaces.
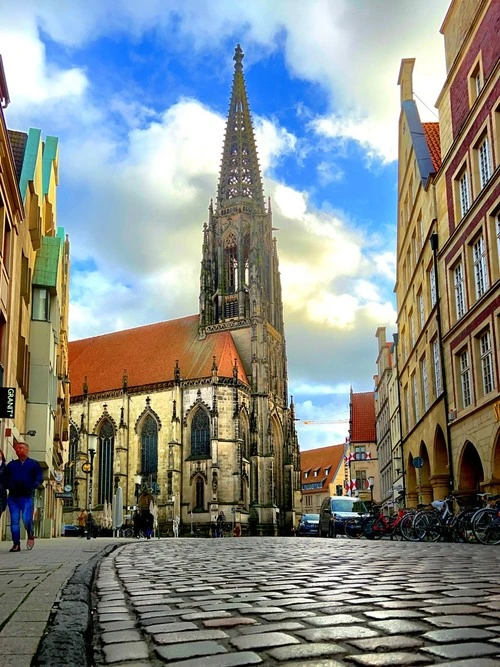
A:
68,314,248,397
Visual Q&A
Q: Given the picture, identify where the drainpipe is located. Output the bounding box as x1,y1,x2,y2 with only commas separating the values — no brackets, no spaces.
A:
430,229,455,492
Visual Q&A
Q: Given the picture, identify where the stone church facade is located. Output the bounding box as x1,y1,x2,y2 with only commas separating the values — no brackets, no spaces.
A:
67,45,301,535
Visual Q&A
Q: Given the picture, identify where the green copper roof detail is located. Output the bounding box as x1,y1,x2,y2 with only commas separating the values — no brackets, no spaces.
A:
18,128,41,203
56,226,65,240
42,135,58,196
33,236,62,288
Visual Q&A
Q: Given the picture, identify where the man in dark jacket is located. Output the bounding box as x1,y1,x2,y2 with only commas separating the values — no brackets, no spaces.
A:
4,442,43,552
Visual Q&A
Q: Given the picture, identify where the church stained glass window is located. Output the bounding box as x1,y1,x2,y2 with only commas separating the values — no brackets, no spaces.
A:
98,420,114,505
191,409,210,457
141,415,158,475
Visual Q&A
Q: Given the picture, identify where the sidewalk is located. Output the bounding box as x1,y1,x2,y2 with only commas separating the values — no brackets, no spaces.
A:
0,537,122,667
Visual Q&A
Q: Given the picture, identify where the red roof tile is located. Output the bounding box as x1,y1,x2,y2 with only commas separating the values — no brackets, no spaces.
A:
300,444,346,493
69,314,249,397
423,122,441,171
350,391,376,443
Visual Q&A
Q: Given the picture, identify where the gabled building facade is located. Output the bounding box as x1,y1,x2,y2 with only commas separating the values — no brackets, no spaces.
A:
0,53,70,539
395,58,449,506
394,0,499,504
434,0,499,495
348,390,379,502
68,46,301,536
373,327,394,511
300,444,346,515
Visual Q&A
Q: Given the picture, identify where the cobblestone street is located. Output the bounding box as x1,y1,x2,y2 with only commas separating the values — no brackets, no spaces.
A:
94,537,500,666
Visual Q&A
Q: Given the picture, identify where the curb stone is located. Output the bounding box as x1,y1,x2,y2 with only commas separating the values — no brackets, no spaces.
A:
33,545,119,667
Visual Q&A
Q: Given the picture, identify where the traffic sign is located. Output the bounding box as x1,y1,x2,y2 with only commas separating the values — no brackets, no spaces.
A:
412,456,424,469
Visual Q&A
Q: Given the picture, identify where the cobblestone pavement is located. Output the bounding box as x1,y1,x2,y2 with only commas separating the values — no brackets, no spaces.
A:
0,536,122,667
94,536,500,666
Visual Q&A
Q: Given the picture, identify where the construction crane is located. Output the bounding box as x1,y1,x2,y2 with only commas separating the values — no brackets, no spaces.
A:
300,419,349,425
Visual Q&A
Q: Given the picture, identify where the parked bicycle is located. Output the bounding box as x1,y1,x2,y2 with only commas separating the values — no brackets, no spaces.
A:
472,495,500,545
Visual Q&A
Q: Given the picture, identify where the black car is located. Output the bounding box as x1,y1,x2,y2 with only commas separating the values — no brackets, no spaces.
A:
297,513,320,536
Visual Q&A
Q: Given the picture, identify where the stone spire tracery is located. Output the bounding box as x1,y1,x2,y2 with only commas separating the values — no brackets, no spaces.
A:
216,44,265,214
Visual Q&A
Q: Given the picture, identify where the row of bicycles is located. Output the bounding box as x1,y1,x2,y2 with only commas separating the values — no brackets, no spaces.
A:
343,493,500,545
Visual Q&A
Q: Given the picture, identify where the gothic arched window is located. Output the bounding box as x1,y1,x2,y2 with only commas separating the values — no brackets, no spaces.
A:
191,409,210,458
224,234,238,293
195,476,204,510
64,425,79,506
98,420,114,505
141,415,158,475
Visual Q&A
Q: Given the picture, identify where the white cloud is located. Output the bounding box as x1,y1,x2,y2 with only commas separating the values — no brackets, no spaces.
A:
7,0,448,163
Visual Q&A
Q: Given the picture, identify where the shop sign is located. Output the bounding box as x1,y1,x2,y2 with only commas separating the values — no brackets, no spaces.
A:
0,387,16,419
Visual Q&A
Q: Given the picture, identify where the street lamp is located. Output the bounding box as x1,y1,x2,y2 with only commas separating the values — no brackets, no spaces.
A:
83,434,98,539
368,475,375,503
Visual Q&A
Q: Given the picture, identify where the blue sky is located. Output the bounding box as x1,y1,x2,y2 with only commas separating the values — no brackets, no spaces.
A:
1,0,449,449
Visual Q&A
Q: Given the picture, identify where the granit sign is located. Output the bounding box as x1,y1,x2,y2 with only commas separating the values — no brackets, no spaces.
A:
0,387,16,419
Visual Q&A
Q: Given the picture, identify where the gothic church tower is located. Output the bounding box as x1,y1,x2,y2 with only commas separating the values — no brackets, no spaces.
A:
199,45,301,529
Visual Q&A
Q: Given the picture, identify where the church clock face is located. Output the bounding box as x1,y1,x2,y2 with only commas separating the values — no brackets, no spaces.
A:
82,462,92,474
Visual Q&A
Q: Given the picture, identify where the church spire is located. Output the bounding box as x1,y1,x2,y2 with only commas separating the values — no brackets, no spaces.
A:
217,44,265,214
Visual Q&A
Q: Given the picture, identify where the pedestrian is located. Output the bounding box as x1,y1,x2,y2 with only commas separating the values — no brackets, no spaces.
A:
217,511,225,538
4,442,43,552
133,510,142,538
0,449,7,519
144,510,154,539
77,509,88,537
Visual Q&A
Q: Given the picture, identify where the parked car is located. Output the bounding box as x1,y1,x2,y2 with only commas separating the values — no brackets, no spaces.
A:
319,496,369,537
297,513,320,536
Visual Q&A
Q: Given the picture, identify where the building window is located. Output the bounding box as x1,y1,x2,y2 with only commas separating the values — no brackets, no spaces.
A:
404,385,410,431
305,494,312,507
479,330,494,395
458,169,471,218
98,420,115,505
460,349,472,408
304,471,309,479
355,469,367,492
412,373,419,422
433,339,442,396
336,484,343,496
32,287,50,321
409,311,415,348
478,137,492,189
421,358,429,411
453,262,466,319
417,290,425,329
325,467,331,476
354,446,366,460
313,469,319,477
473,236,488,299
429,263,437,307
141,415,158,476
497,214,500,265
191,408,211,457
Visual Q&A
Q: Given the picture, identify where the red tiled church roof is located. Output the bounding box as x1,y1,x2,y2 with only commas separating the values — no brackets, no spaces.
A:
350,391,376,443
423,122,441,172
69,314,249,397
300,444,346,493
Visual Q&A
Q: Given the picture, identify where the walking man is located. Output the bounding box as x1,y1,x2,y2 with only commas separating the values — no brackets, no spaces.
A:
4,442,43,552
